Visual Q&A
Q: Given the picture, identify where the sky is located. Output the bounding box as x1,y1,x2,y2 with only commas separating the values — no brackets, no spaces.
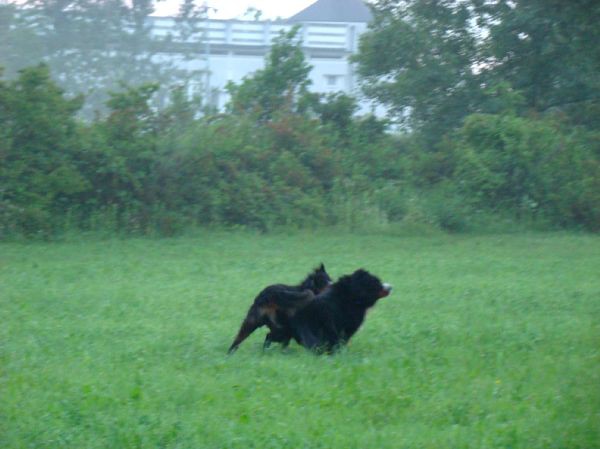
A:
153,0,317,20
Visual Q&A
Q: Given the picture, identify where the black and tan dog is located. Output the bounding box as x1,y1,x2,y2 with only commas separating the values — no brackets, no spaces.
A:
227,264,332,354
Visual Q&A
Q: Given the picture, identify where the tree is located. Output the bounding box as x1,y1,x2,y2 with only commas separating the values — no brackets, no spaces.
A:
355,0,600,146
315,92,359,137
172,0,212,108
1,0,177,118
91,83,160,210
479,0,600,128
0,4,45,78
226,27,315,120
355,0,482,146
0,64,87,235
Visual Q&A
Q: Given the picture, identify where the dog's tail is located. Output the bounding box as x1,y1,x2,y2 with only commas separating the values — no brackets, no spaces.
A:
228,307,264,354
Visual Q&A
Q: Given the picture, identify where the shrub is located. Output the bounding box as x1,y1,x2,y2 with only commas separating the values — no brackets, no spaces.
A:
453,113,600,230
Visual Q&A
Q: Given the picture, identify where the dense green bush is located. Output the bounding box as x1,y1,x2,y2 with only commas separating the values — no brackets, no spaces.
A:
1,40,598,238
0,64,87,237
453,113,600,231
149,113,338,231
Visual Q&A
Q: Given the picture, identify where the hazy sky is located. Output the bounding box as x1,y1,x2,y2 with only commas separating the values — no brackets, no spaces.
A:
153,0,317,20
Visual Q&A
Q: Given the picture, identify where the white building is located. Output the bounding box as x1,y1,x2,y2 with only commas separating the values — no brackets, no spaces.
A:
149,0,373,111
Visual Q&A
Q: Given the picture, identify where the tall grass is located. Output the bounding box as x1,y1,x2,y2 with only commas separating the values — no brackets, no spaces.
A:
1,232,599,448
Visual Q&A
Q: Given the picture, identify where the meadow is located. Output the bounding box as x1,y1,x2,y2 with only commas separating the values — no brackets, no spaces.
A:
1,231,599,448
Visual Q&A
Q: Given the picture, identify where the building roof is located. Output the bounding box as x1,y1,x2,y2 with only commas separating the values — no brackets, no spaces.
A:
287,0,372,24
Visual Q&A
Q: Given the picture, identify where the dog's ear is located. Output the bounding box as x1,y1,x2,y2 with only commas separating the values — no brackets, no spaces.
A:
319,263,326,272
352,268,369,279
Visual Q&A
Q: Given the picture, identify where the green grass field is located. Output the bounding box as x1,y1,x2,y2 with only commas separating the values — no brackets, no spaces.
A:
1,231,599,448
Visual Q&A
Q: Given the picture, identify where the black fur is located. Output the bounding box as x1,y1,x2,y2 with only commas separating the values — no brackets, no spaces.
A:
287,269,392,353
227,264,331,354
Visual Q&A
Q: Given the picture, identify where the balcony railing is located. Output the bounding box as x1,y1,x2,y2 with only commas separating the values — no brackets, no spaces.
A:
149,18,362,52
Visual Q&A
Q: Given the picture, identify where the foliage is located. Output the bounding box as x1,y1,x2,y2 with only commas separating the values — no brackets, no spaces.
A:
479,0,600,119
226,27,315,120
0,0,188,118
152,113,338,231
453,112,600,230
355,0,483,146
314,92,358,136
0,4,45,78
1,10,599,238
0,64,86,237
355,0,600,147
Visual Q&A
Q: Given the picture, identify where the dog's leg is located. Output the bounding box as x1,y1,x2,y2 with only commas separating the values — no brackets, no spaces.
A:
296,327,322,350
320,322,342,354
280,336,292,348
263,332,274,349
263,329,292,350
263,327,285,349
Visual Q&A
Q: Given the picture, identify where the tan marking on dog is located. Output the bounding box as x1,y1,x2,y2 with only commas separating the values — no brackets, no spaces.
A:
260,303,279,325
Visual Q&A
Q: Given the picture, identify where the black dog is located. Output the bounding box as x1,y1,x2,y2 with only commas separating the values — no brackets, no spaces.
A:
228,264,332,354
286,269,392,353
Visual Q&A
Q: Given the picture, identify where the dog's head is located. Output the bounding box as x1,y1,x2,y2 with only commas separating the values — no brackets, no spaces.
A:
335,269,392,308
301,263,333,294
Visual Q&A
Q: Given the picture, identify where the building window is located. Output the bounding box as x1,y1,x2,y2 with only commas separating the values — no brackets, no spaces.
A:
325,75,339,86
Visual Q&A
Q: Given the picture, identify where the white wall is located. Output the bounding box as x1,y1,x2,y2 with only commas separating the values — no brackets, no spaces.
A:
149,18,375,113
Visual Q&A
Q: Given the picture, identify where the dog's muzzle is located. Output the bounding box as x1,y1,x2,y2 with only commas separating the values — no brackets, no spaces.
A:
379,283,393,298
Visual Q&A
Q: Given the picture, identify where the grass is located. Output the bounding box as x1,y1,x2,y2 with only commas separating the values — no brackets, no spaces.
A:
1,231,599,448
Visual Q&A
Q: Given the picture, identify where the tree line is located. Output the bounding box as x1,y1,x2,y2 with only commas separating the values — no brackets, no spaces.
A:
1,1,598,238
